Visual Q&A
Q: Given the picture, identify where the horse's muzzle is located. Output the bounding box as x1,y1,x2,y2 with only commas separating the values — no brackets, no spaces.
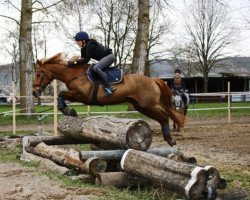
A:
32,89,40,98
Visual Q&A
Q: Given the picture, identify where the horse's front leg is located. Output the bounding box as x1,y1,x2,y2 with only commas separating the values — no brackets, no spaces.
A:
162,123,176,147
58,90,80,117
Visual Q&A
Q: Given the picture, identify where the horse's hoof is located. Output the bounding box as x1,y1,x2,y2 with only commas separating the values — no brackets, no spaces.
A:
70,109,78,117
163,135,176,147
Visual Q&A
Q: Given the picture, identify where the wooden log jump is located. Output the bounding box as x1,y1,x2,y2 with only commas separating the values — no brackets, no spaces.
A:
121,149,217,200
22,135,97,147
26,142,107,175
58,116,152,151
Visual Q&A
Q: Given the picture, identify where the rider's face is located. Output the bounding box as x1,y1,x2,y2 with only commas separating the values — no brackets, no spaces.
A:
175,72,180,78
76,40,84,48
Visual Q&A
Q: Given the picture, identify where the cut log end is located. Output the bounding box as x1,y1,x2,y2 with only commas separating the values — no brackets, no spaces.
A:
185,167,207,200
85,157,107,176
126,120,152,151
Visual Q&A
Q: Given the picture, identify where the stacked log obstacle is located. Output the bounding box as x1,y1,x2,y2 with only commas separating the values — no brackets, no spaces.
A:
58,116,152,151
121,149,226,200
19,116,228,200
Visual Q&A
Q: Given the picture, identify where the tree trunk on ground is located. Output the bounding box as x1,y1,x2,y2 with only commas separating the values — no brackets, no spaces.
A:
70,175,96,185
121,149,208,200
22,135,96,147
21,152,70,175
96,172,150,188
26,142,107,175
58,116,152,151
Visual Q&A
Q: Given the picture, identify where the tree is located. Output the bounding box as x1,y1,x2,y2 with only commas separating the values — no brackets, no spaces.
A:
145,1,172,76
170,44,197,77
91,0,137,66
1,0,65,115
131,0,150,74
184,0,237,92
19,0,34,114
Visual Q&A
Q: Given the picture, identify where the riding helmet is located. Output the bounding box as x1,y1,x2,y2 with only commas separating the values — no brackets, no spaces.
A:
74,31,89,41
175,69,181,74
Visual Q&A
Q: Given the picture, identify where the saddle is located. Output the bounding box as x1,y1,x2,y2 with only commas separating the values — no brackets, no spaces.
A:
87,65,123,84
87,65,123,105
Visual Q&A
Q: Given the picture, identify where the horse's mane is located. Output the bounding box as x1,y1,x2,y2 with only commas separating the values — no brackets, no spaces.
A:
40,53,63,64
39,53,80,66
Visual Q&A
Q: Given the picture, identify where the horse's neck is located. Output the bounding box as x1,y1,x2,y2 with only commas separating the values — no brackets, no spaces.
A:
48,63,90,84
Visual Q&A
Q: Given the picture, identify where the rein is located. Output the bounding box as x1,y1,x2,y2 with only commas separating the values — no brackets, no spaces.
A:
66,72,89,88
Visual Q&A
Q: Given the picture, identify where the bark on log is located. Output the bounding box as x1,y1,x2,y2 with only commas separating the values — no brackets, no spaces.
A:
121,149,208,200
26,142,107,175
21,152,70,175
79,147,182,161
96,172,150,188
58,116,152,151
22,135,96,147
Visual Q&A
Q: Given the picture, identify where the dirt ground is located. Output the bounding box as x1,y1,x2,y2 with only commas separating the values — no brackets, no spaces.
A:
0,116,249,199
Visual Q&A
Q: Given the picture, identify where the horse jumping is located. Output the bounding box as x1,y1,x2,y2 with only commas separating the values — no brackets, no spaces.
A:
32,53,184,146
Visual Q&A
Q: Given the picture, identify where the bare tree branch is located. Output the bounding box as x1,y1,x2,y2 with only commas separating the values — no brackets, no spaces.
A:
0,15,20,25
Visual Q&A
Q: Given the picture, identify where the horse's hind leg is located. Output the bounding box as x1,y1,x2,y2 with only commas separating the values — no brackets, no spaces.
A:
133,104,176,147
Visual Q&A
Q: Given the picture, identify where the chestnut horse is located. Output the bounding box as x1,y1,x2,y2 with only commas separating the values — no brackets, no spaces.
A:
32,53,184,146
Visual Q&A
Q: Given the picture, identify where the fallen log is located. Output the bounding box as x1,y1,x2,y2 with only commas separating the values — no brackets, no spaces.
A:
21,152,70,175
121,149,208,200
58,116,152,151
26,142,107,175
22,135,96,147
79,147,182,161
70,174,96,184
96,172,150,188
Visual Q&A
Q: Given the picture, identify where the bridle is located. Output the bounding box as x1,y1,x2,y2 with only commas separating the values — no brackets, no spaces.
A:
33,66,53,95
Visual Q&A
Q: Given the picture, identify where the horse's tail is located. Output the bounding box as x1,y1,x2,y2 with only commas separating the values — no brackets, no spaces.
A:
153,78,185,128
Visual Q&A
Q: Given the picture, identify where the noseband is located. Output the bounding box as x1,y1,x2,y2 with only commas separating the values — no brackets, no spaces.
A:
33,69,51,93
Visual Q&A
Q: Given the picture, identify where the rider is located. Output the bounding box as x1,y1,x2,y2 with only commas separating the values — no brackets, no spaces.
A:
172,69,189,107
67,31,115,96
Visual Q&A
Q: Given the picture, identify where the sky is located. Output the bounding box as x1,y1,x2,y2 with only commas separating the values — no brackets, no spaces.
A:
0,0,249,65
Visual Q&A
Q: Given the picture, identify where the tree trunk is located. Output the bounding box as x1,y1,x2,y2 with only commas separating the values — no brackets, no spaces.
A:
121,149,208,200
58,116,152,151
19,0,35,115
22,135,97,147
96,172,150,188
22,152,70,175
203,72,208,93
26,142,107,175
131,0,150,74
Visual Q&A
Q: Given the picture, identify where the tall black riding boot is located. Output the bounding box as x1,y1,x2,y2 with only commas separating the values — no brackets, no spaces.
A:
95,69,115,96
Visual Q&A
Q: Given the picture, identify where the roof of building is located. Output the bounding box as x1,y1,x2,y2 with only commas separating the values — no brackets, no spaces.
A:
150,57,250,79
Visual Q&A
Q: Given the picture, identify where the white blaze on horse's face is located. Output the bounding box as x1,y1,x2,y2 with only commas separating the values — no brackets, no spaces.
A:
173,94,184,110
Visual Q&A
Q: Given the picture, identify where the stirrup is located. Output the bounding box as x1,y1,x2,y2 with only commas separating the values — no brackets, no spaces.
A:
104,87,115,96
